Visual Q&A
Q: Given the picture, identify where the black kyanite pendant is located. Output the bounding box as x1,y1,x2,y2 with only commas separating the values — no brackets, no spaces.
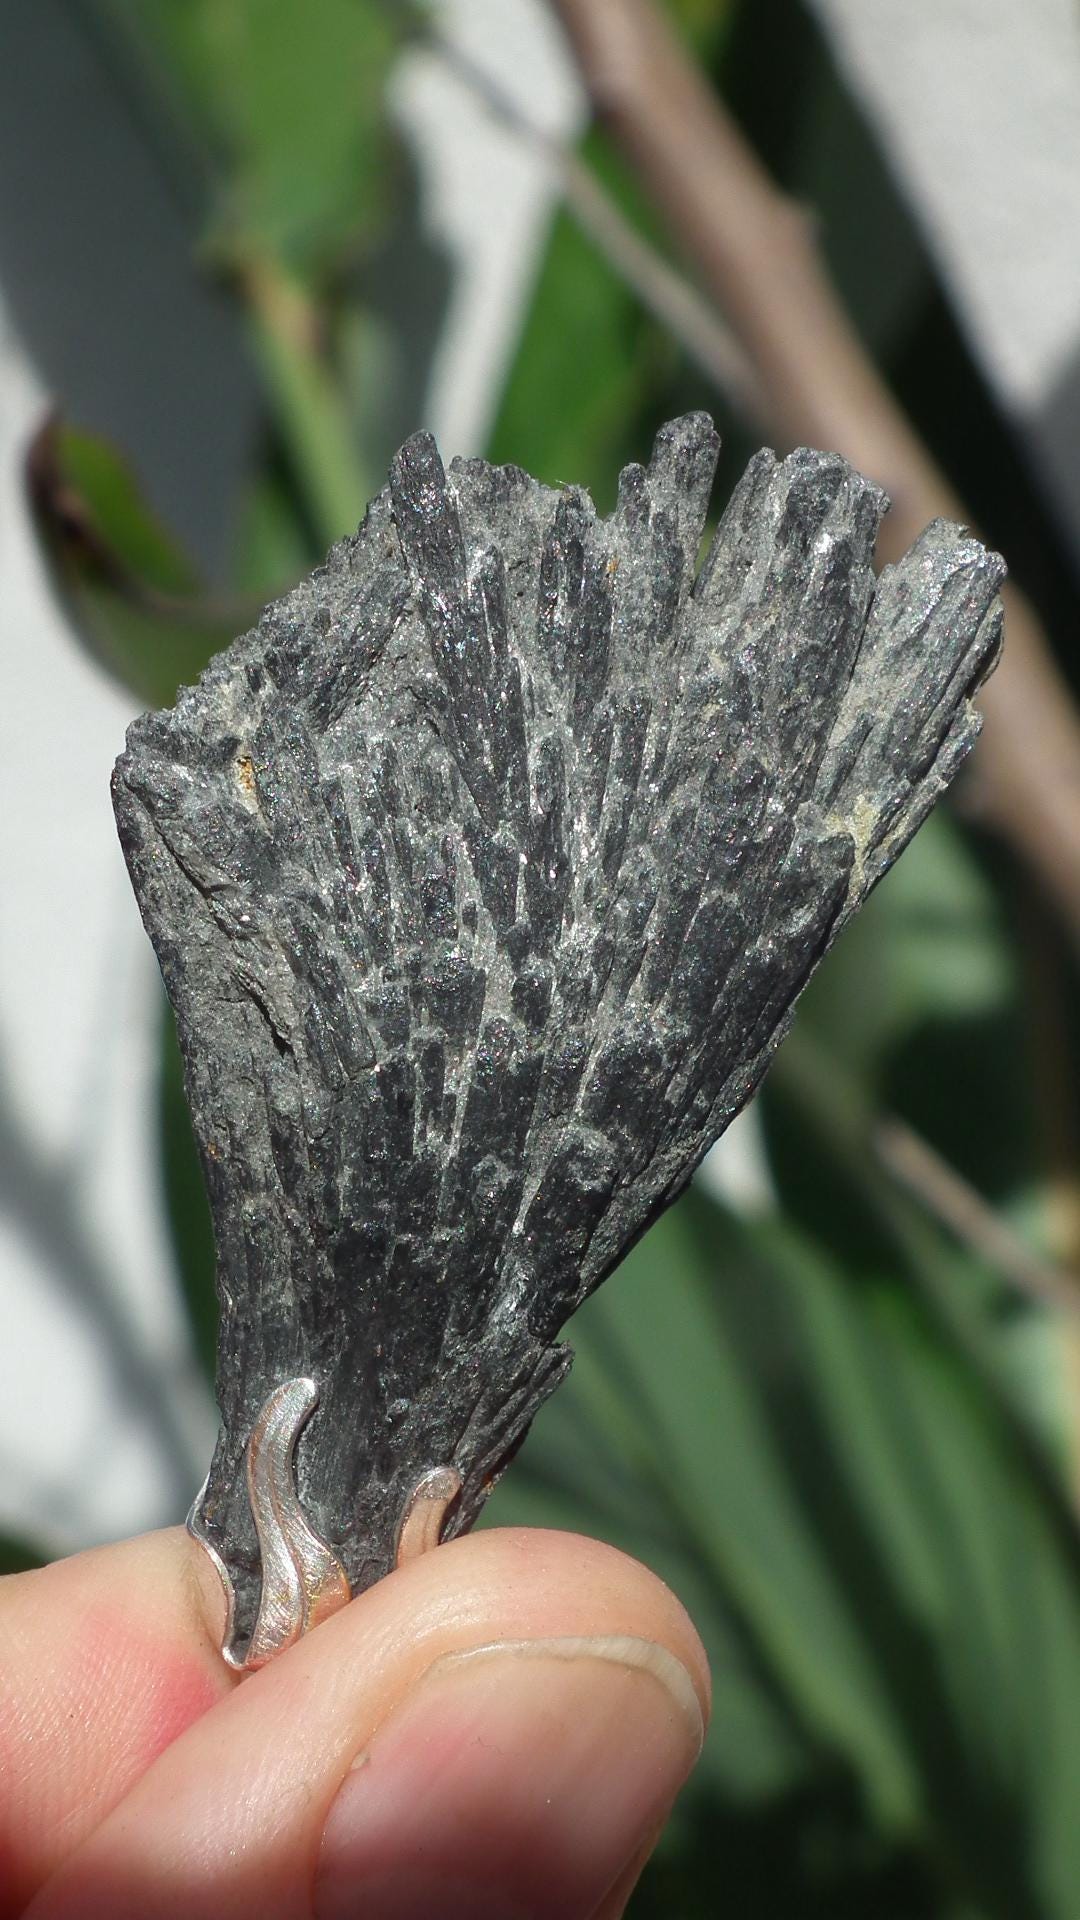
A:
113,415,1004,1665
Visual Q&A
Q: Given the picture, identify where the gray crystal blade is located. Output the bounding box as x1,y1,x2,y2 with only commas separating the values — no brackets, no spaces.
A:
112,414,1004,1653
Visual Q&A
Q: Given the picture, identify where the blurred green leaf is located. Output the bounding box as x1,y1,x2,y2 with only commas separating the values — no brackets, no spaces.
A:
498,1177,1080,1918
764,1028,1045,1436
243,257,372,546
47,424,201,598
27,417,239,707
631,1780,952,1920
488,170,664,507
666,0,737,62
231,463,316,598
0,1534,46,1576
797,812,1015,1073
97,0,415,553
115,0,403,276
581,1204,925,1838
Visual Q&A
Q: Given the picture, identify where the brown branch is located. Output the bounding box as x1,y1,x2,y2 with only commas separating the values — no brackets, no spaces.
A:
876,1118,1079,1314
549,0,1080,950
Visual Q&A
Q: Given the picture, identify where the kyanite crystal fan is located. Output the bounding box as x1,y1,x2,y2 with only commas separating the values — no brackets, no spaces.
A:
113,414,1004,1665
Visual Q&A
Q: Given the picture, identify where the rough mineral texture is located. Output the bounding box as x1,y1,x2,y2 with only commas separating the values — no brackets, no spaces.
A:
113,414,1004,1651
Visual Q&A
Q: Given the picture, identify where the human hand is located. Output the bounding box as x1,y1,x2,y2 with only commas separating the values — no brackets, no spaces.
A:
0,1525,708,1918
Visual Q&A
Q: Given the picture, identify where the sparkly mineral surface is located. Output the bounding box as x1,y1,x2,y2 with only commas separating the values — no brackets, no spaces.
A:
113,415,1004,1652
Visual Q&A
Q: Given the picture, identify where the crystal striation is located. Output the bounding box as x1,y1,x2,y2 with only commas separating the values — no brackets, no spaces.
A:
113,415,1004,1654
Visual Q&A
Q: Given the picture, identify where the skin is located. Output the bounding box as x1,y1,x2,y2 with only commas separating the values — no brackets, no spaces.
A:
0,1527,710,1919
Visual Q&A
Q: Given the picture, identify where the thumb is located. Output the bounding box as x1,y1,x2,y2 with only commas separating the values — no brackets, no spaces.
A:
27,1527,708,1920
315,1626,703,1920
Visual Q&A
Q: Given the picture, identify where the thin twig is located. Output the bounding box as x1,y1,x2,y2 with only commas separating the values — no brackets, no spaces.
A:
876,1117,1079,1315
548,0,1080,952
432,35,762,416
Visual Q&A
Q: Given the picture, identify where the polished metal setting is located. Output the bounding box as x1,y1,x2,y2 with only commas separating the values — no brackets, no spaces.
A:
395,1465,463,1567
190,1376,350,1672
243,1377,352,1668
191,1382,464,1671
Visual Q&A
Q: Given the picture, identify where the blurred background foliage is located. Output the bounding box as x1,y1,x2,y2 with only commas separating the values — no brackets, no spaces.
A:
13,0,1080,1913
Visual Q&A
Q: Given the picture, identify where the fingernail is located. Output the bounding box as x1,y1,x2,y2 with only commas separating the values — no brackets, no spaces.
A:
315,1634,704,1920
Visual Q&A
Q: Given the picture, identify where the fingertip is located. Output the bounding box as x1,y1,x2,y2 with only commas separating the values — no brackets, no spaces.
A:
441,1528,711,1723
311,1528,709,1919
25,1526,710,1920
316,1631,702,1919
